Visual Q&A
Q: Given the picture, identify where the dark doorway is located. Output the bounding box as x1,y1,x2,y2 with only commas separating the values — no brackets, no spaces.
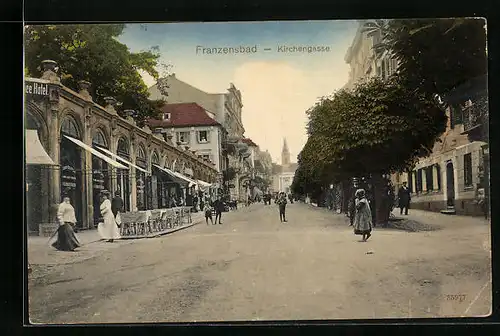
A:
117,138,130,212
60,137,83,228
446,161,455,207
60,117,83,229
92,129,109,226
26,165,42,233
135,145,147,211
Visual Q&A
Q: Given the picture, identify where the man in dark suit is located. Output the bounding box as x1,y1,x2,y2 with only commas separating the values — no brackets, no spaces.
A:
111,190,124,219
213,196,225,224
398,182,411,215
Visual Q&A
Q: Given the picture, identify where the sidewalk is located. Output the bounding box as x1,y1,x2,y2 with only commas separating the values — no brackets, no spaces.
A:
28,212,205,266
391,209,490,229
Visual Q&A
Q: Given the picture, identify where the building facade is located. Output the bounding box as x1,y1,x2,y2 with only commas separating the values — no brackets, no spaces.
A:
394,76,489,217
344,20,398,90
148,102,227,174
148,74,245,138
25,61,218,235
148,74,247,200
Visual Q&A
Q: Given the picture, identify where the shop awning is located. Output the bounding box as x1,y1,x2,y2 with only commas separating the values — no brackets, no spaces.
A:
153,164,196,187
64,135,128,169
26,130,57,165
196,179,212,190
153,164,190,186
171,170,198,188
96,146,150,174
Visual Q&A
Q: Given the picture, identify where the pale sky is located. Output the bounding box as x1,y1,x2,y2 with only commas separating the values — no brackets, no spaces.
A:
119,21,358,164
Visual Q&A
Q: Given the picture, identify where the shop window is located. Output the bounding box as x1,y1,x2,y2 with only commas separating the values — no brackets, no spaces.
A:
464,153,473,188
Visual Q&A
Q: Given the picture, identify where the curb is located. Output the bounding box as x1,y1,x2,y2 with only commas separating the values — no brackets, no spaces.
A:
110,218,204,241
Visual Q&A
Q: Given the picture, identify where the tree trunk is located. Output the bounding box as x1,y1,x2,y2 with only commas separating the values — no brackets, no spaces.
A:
372,174,390,227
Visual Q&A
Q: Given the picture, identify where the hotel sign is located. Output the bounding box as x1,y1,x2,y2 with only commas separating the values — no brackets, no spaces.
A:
25,81,49,96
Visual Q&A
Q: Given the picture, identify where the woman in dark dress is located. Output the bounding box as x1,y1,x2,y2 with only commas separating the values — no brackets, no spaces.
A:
52,195,80,251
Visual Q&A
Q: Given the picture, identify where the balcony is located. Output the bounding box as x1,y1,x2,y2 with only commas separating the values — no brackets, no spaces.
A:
460,97,489,143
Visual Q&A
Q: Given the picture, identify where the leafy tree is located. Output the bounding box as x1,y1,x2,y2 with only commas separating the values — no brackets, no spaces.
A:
307,78,446,176
363,18,487,99
292,77,447,224
24,24,170,126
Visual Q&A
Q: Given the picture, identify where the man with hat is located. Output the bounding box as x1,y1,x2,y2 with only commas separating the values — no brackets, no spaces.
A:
111,190,124,220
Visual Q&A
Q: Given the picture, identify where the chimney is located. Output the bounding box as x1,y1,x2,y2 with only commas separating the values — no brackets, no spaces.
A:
104,97,119,116
77,80,92,101
40,60,60,83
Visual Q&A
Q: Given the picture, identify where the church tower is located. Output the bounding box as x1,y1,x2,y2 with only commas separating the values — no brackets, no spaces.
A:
281,138,291,166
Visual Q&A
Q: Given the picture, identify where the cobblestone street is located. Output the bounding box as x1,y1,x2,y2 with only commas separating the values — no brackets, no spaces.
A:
28,203,491,323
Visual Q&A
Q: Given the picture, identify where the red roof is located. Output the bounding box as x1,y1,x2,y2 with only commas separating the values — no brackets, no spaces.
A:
242,138,258,147
148,103,220,128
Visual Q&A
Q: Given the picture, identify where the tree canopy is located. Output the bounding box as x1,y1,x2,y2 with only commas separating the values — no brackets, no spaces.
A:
24,24,168,126
292,77,447,195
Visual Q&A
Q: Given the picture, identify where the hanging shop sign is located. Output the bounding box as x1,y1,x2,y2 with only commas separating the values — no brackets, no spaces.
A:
61,165,77,188
92,170,105,190
25,80,49,97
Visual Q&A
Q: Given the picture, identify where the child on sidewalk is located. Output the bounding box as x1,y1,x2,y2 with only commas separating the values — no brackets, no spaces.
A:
204,203,214,225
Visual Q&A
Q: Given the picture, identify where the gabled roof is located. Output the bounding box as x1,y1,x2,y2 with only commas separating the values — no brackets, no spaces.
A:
148,102,221,128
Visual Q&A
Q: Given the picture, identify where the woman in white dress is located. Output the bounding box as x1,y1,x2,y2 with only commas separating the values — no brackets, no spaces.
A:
98,191,121,242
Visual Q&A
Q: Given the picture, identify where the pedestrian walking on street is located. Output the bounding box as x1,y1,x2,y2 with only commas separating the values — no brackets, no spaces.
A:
353,189,372,242
398,182,411,215
98,191,121,242
204,203,214,225
111,190,123,219
52,195,80,251
278,192,288,222
213,196,224,224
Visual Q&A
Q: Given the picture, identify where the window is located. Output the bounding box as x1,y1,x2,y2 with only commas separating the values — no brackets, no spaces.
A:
435,164,441,190
177,131,190,144
416,169,423,193
61,117,80,138
92,129,107,148
198,130,209,143
408,171,414,193
425,166,434,191
464,153,473,187
201,154,211,162
162,113,170,121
